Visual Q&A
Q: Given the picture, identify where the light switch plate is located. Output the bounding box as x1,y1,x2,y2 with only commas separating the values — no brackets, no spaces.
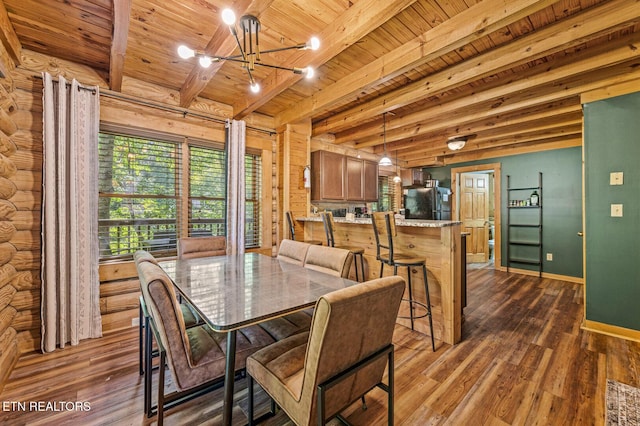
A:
611,204,623,217
610,172,624,185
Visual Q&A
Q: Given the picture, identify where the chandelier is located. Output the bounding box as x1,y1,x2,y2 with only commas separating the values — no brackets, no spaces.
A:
177,9,320,93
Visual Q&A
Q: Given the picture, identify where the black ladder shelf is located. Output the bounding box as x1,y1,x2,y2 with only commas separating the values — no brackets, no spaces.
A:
506,172,542,277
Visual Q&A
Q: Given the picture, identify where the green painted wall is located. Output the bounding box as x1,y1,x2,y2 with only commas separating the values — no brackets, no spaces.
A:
425,147,583,278
583,92,640,331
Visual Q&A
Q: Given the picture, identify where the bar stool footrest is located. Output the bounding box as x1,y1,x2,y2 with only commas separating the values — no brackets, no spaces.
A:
398,298,432,320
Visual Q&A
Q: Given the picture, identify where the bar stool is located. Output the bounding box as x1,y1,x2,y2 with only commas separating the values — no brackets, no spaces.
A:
371,212,435,351
286,211,323,245
320,211,366,282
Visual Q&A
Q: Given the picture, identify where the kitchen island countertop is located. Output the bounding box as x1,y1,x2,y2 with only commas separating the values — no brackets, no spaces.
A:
297,216,461,228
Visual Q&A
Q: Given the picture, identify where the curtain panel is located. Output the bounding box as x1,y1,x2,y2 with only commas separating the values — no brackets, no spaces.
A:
41,73,102,353
226,119,246,255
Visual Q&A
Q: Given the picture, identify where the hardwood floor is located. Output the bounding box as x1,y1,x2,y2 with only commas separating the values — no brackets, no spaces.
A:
1,266,639,425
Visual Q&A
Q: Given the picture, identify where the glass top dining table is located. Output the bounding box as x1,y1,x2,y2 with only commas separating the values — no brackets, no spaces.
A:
158,252,357,425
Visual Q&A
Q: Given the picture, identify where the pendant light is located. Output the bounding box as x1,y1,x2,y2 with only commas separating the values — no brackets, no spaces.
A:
393,150,402,183
379,112,392,166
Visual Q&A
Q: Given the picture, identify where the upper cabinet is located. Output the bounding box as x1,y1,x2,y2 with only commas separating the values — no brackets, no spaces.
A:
311,151,378,202
400,168,424,186
311,150,345,201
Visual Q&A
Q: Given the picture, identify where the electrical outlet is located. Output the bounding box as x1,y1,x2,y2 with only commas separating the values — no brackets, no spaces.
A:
546,253,553,261
610,172,624,185
611,204,623,217
132,317,139,327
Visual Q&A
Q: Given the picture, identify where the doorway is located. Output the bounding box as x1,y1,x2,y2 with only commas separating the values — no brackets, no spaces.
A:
451,163,501,267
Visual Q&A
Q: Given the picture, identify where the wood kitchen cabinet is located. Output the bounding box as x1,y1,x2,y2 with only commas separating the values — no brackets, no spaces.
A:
346,157,364,200
311,151,378,201
401,168,424,186
346,157,379,201
363,160,378,201
311,150,345,200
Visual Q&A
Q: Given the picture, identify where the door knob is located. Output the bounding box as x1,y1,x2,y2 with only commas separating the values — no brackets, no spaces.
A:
577,231,584,237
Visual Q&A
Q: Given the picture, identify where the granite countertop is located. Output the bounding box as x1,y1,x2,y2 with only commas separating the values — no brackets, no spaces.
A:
297,216,461,228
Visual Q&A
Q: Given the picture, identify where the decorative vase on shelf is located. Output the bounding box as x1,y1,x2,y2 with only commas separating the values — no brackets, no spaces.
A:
530,190,539,206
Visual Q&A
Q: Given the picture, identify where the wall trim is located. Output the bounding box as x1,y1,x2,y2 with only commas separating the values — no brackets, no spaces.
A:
494,265,583,284
582,319,640,343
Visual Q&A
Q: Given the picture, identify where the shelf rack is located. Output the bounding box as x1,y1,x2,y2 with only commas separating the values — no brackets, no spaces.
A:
506,172,542,277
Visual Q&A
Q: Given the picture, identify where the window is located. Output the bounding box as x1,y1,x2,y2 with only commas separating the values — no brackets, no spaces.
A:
245,153,262,248
98,131,262,260
98,133,180,259
189,145,226,238
377,176,397,213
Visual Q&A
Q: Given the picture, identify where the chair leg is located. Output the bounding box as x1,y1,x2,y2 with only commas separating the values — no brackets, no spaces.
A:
380,262,384,278
354,253,360,282
247,374,254,426
139,303,144,376
422,265,435,351
144,316,153,417
388,346,395,426
157,351,165,426
406,266,415,331
359,254,365,282
361,395,367,410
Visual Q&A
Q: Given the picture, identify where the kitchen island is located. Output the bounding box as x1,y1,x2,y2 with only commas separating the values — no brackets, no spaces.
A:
298,216,463,345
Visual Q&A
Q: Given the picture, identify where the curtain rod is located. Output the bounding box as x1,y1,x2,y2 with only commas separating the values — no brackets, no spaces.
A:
33,73,274,136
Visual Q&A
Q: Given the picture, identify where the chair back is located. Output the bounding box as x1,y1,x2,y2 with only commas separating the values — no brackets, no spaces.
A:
286,211,297,240
134,249,159,266
277,239,311,265
178,236,226,259
136,260,200,391
371,212,396,263
301,276,405,423
304,245,353,278
320,211,336,247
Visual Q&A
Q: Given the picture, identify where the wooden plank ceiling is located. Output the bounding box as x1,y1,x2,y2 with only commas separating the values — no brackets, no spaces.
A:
3,0,640,167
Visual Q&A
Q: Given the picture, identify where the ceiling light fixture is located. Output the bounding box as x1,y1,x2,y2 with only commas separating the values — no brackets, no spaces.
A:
447,136,467,151
379,112,392,166
177,9,320,94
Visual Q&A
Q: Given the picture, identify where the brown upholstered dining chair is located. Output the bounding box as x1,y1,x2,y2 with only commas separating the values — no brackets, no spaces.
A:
371,212,435,351
246,275,405,426
276,239,312,265
177,235,226,259
286,211,323,245
260,244,355,342
303,244,354,278
135,251,200,380
136,258,275,425
320,211,366,281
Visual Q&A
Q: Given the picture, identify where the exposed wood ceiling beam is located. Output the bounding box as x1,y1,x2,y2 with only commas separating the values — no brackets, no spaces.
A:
317,0,640,138
275,0,558,128
179,0,273,108
436,137,583,168
400,124,583,163
109,0,132,91
387,115,584,158
352,34,640,150
374,102,582,154
232,0,418,119
0,0,21,69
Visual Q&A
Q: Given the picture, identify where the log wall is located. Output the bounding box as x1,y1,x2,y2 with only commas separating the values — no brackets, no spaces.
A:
0,48,279,394
0,69,23,393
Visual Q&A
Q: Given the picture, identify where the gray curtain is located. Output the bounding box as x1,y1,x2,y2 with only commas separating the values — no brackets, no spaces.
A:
41,73,102,353
226,119,246,255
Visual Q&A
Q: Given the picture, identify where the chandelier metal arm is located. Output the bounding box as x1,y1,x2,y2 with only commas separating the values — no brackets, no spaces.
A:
207,56,304,74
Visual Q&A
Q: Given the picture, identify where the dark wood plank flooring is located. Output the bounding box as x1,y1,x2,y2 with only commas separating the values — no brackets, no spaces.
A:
1,265,639,425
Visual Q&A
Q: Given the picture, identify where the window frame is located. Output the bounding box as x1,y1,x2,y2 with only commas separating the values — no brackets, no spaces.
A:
98,129,263,261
